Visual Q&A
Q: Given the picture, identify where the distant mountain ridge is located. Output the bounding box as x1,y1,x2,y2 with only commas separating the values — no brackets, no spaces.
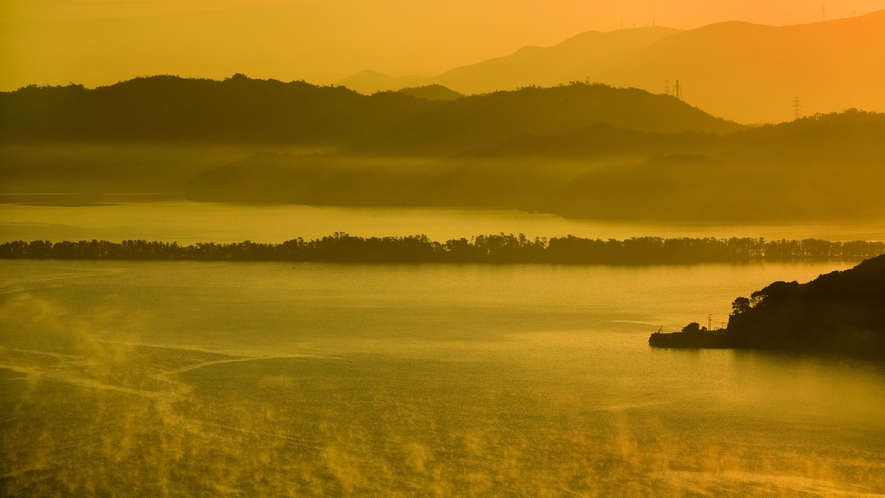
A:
573,12,885,123
339,26,680,95
341,71,432,96
0,75,739,154
396,85,463,101
436,26,680,92
339,11,885,124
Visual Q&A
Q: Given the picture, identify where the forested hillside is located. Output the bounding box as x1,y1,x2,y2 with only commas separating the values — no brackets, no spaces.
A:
0,75,737,153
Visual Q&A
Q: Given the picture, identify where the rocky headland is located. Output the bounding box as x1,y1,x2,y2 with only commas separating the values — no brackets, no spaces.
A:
651,253,885,359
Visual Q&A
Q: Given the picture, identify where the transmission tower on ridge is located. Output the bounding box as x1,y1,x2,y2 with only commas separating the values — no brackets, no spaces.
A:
674,80,682,100
664,80,670,96
793,97,802,119
821,2,826,21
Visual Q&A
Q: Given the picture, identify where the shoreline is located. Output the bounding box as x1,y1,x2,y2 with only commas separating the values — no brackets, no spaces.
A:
2,235,882,265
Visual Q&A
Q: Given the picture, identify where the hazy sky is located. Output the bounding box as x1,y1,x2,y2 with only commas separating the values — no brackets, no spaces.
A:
2,0,884,91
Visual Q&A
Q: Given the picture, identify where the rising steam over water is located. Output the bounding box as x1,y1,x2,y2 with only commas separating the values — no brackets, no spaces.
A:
2,260,885,496
4,6,885,495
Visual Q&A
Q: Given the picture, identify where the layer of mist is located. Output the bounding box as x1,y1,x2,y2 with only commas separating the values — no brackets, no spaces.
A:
3,77,884,223
182,111,885,221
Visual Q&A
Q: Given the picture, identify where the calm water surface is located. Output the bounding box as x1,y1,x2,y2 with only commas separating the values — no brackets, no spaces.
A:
2,259,883,496
3,201,885,242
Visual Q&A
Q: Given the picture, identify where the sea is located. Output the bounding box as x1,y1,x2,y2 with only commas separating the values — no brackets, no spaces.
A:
1,201,883,496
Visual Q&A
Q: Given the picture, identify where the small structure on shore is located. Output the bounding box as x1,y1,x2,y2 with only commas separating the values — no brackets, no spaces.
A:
648,322,727,348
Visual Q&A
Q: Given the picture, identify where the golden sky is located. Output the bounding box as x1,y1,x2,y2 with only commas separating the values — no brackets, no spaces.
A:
2,0,884,91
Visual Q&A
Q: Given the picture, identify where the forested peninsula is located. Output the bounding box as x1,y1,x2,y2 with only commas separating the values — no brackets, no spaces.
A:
2,234,883,264
650,253,885,359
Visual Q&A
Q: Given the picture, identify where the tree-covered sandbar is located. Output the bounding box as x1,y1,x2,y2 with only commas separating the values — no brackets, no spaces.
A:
3,233,883,264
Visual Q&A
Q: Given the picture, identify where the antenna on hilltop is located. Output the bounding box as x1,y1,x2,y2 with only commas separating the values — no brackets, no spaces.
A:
793,97,802,119
821,2,826,21
674,80,682,100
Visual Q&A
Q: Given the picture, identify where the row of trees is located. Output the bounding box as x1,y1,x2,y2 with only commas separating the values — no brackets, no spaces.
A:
2,233,883,264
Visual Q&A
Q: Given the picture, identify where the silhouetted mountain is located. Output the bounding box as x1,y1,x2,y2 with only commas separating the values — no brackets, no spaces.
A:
355,83,740,155
340,12,885,123
396,85,463,101
651,253,885,359
718,109,885,163
336,70,431,96
570,12,885,123
0,77,738,155
434,27,680,94
0,74,434,145
339,27,680,95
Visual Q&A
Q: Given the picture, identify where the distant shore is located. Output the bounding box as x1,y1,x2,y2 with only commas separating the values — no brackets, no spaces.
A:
2,234,883,264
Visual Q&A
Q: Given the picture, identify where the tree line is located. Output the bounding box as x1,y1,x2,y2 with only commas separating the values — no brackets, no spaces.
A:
1,233,883,264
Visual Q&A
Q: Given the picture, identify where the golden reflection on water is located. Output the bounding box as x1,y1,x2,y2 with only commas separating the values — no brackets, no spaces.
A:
2,262,885,496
